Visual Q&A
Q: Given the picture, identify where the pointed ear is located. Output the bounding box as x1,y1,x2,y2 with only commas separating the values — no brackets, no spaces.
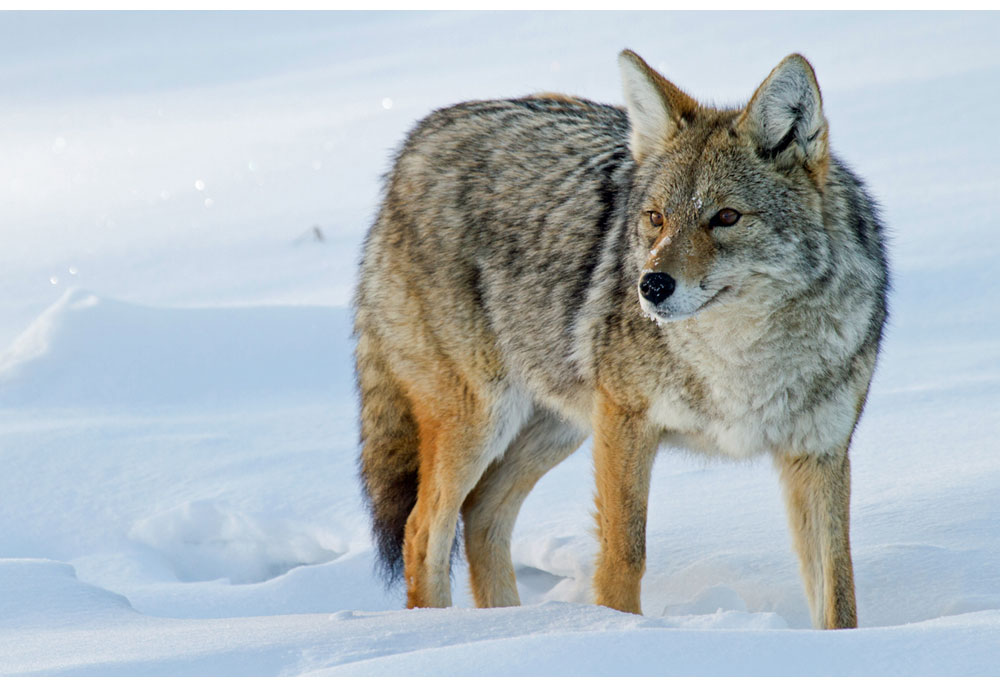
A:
739,54,829,184
618,49,699,163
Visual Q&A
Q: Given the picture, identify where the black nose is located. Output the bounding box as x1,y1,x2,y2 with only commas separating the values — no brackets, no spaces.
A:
639,272,676,304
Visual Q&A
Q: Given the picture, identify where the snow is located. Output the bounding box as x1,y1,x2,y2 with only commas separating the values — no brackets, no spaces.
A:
2,11,1000,676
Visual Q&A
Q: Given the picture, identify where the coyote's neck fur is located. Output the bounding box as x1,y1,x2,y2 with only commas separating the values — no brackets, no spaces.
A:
644,268,879,459
567,154,886,460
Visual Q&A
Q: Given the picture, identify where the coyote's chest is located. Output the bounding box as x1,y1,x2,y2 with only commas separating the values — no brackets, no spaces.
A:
646,311,862,459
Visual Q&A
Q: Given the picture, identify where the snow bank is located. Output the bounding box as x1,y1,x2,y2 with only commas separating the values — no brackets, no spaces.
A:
0,288,352,408
0,559,135,630
3,560,996,676
129,499,342,584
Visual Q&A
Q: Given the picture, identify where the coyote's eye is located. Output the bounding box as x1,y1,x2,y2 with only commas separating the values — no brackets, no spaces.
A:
709,208,741,228
646,211,664,228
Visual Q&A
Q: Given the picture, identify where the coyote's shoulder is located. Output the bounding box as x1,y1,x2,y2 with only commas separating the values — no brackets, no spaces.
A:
355,51,887,630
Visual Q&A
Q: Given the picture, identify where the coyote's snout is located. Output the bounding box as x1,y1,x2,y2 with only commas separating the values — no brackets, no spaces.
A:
355,49,888,629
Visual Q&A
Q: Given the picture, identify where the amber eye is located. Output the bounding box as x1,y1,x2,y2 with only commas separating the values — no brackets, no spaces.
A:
710,208,741,228
647,211,664,228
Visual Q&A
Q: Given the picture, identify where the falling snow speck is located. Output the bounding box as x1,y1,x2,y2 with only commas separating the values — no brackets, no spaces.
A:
68,266,78,276
204,198,214,208
49,276,59,286
52,137,67,153
194,179,206,192
381,98,393,110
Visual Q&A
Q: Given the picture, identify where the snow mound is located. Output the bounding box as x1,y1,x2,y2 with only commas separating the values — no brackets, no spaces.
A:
0,559,135,630
313,608,1000,676
129,500,343,584
0,288,353,408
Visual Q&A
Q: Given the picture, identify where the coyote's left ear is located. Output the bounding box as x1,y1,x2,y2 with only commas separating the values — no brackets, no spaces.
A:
739,54,829,186
619,49,699,164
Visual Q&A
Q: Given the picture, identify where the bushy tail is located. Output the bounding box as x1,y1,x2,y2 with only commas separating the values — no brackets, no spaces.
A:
355,322,419,582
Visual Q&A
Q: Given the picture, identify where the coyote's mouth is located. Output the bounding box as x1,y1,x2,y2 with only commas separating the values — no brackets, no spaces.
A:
641,285,733,324
693,285,732,314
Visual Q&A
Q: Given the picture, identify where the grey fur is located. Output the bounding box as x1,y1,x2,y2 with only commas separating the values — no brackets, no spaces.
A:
355,52,888,625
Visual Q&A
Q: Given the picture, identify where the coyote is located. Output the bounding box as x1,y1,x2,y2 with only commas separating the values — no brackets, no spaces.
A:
354,50,888,629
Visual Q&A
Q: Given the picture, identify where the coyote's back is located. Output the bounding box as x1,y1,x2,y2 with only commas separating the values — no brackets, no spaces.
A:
354,51,887,627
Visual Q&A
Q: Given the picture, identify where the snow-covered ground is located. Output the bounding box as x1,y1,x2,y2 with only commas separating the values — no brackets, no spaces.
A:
2,11,999,676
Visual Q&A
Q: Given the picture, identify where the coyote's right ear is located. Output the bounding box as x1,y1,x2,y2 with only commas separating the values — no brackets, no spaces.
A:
618,50,698,164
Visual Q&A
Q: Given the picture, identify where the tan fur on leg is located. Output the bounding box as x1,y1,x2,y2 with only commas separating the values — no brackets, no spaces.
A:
462,410,585,607
592,390,658,614
403,388,496,609
777,448,857,629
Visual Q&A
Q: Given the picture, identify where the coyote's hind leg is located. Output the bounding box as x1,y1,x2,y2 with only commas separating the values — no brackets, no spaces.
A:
462,408,585,607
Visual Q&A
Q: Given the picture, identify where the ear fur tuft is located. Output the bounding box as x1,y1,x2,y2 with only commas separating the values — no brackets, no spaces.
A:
618,49,698,164
740,54,829,184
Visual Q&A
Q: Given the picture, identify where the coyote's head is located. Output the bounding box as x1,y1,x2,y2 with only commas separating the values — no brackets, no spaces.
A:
619,50,833,323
